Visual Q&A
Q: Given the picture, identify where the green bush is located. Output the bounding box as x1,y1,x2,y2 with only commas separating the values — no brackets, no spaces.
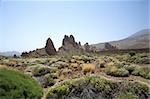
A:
115,63,125,68
81,55,93,63
42,74,56,88
32,67,51,76
124,65,136,74
50,61,68,69
105,66,129,77
0,68,43,99
122,53,150,64
46,76,150,99
115,68,129,77
136,57,150,64
115,92,138,99
132,67,150,79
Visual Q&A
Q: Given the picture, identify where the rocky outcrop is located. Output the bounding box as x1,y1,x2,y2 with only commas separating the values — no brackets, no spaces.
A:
45,38,57,55
21,37,56,57
21,35,97,57
84,43,90,52
58,35,83,55
83,43,96,52
104,42,118,50
21,48,48,57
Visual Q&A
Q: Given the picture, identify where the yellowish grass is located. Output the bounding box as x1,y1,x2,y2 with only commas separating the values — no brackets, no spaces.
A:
82,63,96,74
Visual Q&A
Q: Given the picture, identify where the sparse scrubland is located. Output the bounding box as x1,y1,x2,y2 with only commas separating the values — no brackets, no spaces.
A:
0,52,150,99
46,76,149,99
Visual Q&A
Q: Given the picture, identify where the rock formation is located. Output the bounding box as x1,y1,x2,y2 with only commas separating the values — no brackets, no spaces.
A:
45,38,57,55
21,37,57,57
83,43,96,52
58,35,83,55
104,43,117,50
21,48,48,57
21,35,97,57
84,43,90,52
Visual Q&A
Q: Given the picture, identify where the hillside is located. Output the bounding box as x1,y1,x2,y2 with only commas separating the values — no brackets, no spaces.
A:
93,29,150,50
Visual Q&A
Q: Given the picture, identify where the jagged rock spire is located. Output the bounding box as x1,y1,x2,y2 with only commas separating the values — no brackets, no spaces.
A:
45,38,57,55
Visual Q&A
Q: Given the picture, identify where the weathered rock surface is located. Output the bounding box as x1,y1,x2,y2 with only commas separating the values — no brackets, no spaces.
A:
45,38,57,55
58,35,83,55
21,35,97,57
83,43,96,52
21,37,57,57
21,48,48,57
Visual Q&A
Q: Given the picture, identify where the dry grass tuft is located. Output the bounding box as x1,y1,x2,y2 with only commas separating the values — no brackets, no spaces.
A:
82,63,96,74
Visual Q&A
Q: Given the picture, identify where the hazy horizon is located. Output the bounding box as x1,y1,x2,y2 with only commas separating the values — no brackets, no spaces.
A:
0,0,149,52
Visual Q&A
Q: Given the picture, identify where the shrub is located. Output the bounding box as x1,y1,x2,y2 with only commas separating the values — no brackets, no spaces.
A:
42,74,56,88
32,67,51,76
124,65,136,74
105,66,129,77
46,76,150,99
136,57,150,64
81,55,93,63
115,68,129,77
50,61,68,69
105,66,117,75
129,51,136,57
115,63,124,68
115,92,138,99
132,67,150,79
131,67,140,76
0,68,43,99
82,63,96,74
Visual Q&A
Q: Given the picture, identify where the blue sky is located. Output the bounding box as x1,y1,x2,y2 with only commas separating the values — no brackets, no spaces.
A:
0,0,149,52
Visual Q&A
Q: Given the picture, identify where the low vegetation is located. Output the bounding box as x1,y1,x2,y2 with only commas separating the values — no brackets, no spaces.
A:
0,52,149,98
105,65,129,77
32,67,51,76
82,63,96,74
0,68,43,99
132,67,150,79
46,76,150,99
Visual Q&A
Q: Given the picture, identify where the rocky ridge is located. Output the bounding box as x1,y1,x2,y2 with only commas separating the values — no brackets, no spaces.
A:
21,34,96,57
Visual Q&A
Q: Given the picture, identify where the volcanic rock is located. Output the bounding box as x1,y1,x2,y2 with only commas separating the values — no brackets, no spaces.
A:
58,35,83,55
83,43,96,52
45,38,57,55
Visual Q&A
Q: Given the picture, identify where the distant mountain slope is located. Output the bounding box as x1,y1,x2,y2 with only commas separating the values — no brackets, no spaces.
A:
0,51,21,56
93,29,150,50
